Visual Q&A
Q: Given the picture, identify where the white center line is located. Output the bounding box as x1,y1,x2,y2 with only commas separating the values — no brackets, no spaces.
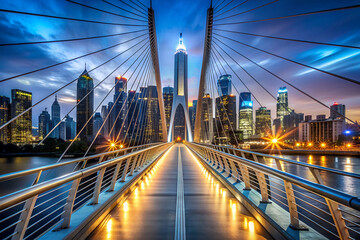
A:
174,145,186,240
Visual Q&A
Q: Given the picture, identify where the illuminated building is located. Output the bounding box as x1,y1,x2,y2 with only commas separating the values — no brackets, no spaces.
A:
299,118,345,143
215,94,236,143
0,96,10,143
38,108,51,141
163,86,173,133
217,74,232,96
51,95,61,139
238,97,253,140
93,112,104,136
10,89,32,144
276,87,290,130
189,100,197,136
134,87,148,144
239,92,251,111
145,86,161,142
200,94,213,143
168,33,192,142
113,76,127,140
65,115,76,140
283,110,304,142
126,90,138,141
76,67,94,141
255,107,271,137
330,102,345,119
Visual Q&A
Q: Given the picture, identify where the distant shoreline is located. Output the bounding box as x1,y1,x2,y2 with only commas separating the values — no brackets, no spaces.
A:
254,149,360,157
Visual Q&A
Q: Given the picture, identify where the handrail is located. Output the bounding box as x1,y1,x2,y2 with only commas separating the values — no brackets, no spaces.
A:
0,143,158,182
0,143,168,210
198,143,360,179
190,143,360,211
188,142,360,239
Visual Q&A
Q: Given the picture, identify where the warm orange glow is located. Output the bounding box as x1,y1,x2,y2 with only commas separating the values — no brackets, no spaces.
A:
249,221,255,232
271,138,278,143
347,144,352,148
119,144,124,149
308,142,313,147
295,143,300,147
321,143,326,148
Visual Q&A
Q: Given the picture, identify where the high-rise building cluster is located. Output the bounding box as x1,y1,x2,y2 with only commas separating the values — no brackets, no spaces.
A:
192,76,347,146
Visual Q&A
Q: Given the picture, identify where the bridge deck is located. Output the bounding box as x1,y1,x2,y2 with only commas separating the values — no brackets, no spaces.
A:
88,144,271,239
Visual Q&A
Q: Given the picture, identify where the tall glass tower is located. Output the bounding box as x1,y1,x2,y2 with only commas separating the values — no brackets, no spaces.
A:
168,33,192,142
76,67,94,141
51,95,61,139
276,86,289,129
217,74,232,96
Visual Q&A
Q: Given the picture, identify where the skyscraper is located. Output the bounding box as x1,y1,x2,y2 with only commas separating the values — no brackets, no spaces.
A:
216,94,236,143
330,102,345,119
255,107,271,137
10,89,32,144
217,74,232,96
145,86,161,142
276,86,290,129
113,76,127,140
93,112,104,137
101,105,109,138
76,67,94,141
0,96,10,143
239,92,253,140
239,92,251,112
168,33,192,142
38,108,51,140
189,100,197,135
51,95,61,139
163,86,173,133
126,90,138,141
65,115,76,140
200,94,213,143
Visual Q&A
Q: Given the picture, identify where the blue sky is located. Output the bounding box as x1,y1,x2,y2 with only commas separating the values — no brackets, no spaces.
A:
0,0,359,126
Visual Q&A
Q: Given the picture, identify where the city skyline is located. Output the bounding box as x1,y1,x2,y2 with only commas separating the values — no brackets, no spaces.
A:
0,0,359,127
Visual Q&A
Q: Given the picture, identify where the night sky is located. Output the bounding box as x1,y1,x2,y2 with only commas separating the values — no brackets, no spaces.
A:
0,0,359,126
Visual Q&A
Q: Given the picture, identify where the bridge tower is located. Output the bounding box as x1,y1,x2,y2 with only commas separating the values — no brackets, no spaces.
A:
167,33,193,142
194,4,213,142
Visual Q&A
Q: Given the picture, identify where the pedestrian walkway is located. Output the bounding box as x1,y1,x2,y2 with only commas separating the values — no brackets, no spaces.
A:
88,144,271,239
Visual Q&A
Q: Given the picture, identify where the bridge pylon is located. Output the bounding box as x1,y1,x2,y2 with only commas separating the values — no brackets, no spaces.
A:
194,6,213,143
148,6,168,142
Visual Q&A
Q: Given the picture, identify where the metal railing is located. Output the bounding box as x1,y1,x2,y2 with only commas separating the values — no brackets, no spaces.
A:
186,142,360,240
0,143,171,240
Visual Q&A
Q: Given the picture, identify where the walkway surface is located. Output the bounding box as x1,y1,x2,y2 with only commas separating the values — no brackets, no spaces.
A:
88,144,272,239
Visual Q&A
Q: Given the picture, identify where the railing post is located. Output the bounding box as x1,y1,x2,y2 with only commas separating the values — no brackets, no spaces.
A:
229,159,239,181
232,150,251,190
134,152,145,172
12,196,38,240
274,159,302,229
129,154,139,176
252,154,269,203
61,178,81,228
12,170,42,240
91,167,106,205
108,160,123,191
120,157,131,182
310,168,350,239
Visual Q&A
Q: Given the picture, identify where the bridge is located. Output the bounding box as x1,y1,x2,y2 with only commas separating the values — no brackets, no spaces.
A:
0,1,359,240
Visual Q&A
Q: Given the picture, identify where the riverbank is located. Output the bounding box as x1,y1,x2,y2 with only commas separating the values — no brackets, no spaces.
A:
254,149,360,156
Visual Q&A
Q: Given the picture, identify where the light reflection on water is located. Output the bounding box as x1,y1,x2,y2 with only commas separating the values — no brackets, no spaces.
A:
272,154,360,196
0,156,75,197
